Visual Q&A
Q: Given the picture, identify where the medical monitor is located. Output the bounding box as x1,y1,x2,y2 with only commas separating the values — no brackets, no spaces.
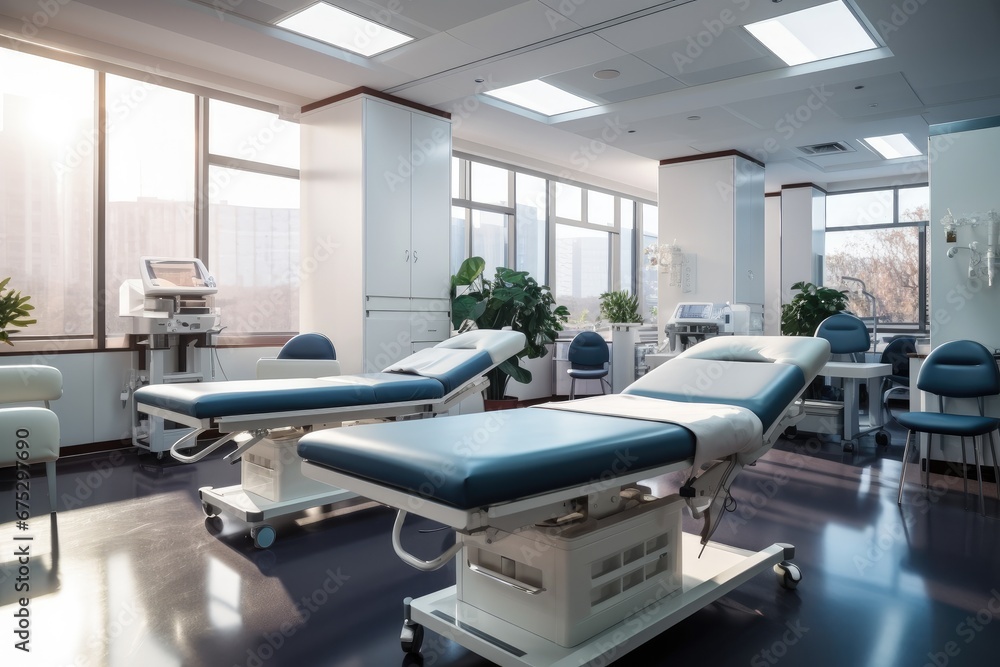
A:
139,257,217,297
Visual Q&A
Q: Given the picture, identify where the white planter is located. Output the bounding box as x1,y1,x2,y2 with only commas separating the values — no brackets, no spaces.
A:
610,323,640,393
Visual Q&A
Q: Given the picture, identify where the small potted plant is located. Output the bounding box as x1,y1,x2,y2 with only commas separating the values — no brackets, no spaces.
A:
780,281,848,336
0,277,36,346
451,257,569,408
599,290,643,326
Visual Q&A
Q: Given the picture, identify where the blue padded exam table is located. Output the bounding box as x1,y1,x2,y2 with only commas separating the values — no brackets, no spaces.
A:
133,329,526,547
297,335,831,665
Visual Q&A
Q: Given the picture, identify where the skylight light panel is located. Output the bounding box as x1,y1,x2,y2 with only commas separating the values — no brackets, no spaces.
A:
484,80,597,117
745,1,877,66
864,134,921,159
276,2,413,58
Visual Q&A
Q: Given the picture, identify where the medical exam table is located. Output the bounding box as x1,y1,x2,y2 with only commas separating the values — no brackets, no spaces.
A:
296,335,831,666
133,329,525,547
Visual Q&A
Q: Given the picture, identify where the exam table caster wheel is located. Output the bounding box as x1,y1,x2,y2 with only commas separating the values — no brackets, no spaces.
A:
202,502,219,518
783,426,798,440
774,562,801,590
875,431,890,448
842,439,856,453
401,597,424,654
251,524,276,549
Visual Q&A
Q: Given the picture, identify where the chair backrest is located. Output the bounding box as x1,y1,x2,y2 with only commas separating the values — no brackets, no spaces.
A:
918,340,1000,398
880,336,916,380
277,333,336,360
568,332,609,369
815,313,870,355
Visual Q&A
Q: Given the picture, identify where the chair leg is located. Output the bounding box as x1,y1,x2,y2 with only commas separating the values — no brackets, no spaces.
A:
897,430,913,505
45,460,57,513
960,436,969,510
569,378,576,401
973,436,986,515
989,430,1000,507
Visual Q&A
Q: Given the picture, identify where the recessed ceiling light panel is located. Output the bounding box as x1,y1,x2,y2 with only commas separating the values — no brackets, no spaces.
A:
484,80,597,117
863,133,921,159
276,2,413,57
744,0,876,66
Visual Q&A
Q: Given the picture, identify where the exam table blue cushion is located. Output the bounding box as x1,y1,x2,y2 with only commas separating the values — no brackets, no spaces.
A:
622,358,805,428
134,374,445,419
298,410,696,509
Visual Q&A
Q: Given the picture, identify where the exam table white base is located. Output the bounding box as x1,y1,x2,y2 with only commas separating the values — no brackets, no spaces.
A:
405,533,797,667
199,432,366,548
199,484,364,548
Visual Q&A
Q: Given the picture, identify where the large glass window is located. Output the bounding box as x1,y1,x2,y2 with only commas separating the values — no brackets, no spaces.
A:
825,186,928,329
208,99,300,336
105,75,195,338
0,49,95,340
640,203,659,322
555,226,610,325
471,209,509,278
516,173,546,281
208,168,300,334
620,199,635,294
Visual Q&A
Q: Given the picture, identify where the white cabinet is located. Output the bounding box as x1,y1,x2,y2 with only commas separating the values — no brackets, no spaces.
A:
300,93,452,374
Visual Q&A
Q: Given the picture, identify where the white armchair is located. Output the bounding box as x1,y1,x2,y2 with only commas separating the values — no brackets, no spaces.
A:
0,365,63,513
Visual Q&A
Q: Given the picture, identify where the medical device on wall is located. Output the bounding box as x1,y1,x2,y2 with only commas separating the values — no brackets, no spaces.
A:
943,209,1000,286
120,257,220,457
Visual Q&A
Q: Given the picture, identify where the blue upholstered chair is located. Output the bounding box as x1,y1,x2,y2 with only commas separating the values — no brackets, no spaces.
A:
256,333,341,380
567,331,610,400
896,340,1000,514
815,312,870,361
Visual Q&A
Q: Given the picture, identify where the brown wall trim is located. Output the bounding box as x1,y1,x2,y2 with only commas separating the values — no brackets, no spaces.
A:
781,182,828,195
302,86,451,119
659,149,765,169
765,192,781,198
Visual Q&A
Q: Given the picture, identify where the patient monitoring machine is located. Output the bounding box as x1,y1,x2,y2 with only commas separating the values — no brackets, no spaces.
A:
663,301,763,354
121,257,220,457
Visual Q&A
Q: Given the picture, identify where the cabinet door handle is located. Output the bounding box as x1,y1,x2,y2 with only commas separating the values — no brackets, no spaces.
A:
413,250,418,263
404,249,410,262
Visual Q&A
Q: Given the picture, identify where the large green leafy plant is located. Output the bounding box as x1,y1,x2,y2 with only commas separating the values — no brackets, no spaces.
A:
780,281,849,336
451,257,569,400
599,290,643,324
0,277,36,346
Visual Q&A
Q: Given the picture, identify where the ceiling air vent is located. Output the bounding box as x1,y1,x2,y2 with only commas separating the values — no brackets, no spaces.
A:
798,141,855,155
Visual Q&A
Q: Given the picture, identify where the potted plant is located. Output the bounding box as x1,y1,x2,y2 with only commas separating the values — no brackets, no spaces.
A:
598,290,643,325
780,281,849,337
451,257,569,408
0,277,36,346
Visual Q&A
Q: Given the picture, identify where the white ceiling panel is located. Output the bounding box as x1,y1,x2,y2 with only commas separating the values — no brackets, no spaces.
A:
536,0,685,28
541,54,676,103
447,1,582,55
378,32,488,78
821,72,924,119
598,76,687,104
634,29,778,84
723,87,846,132
331,0,528,33
422,33,626,97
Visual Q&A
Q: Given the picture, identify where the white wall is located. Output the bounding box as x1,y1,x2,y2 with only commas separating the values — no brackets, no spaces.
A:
779,185,825,301
929,122,1000,350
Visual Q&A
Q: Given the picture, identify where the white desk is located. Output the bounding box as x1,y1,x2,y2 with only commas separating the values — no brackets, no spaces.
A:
800,361,891,451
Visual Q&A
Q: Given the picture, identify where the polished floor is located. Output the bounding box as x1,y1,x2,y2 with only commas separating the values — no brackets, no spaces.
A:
2,425,999,667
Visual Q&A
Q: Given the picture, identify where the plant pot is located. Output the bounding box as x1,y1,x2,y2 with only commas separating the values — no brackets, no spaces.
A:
483,397,519,411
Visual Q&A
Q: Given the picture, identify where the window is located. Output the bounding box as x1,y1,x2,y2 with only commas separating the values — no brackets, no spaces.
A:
105,75,196,338
449,155,654,326
640,203,659,322
0,49,95,340
825,186,928,330
0,44,302,352
208,99,300,336
555,226,610,325
515,173,546,281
